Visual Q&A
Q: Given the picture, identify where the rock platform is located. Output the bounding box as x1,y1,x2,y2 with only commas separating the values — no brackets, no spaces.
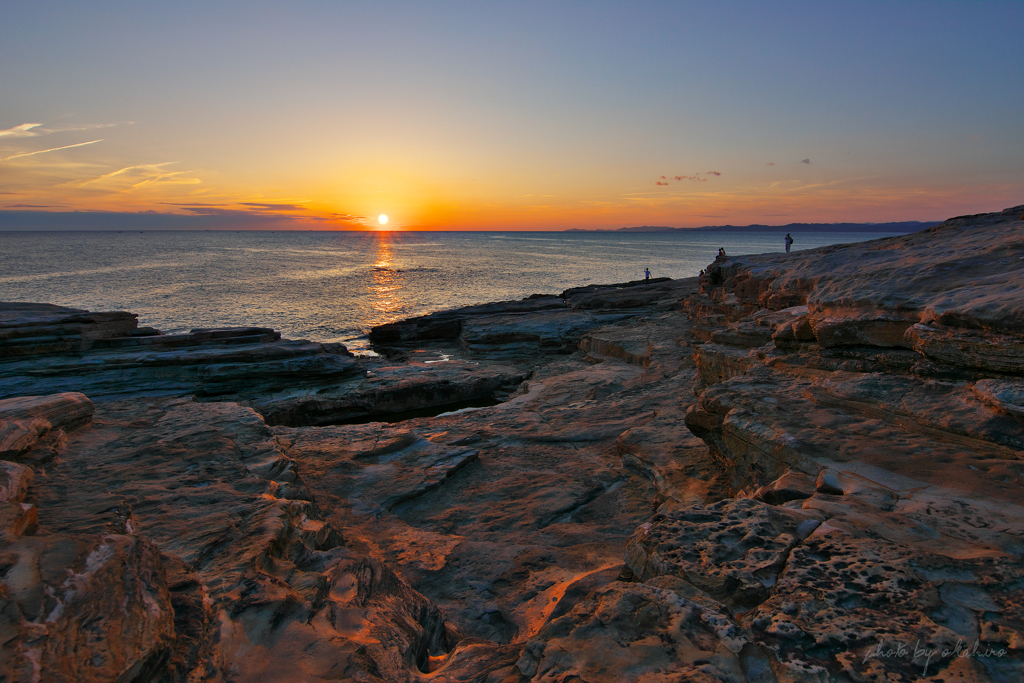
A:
0,205,1022,681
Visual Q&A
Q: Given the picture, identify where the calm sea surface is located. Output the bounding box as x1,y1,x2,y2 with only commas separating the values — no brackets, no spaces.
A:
0,230,905,353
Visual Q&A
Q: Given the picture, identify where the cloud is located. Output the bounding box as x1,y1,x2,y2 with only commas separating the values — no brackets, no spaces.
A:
74,162,177,187
240,202,305,211
801,158,811,164
661,171,721,184
0,210,327,231
0,123,44,138
1,139,103,162
0,122,125,138
331,213,366,221
655,181,669,186
178,206,325,221
3,204,63,208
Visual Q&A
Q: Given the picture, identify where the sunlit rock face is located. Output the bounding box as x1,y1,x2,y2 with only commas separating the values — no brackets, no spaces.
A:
697,203,1024,369
2,205,1023,681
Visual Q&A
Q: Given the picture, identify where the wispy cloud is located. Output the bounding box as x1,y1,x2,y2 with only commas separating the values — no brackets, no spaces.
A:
331,213,367,222
658,171,722,185
160,202,228,207
3,203,64,208
178,206,324,221
0,123,44,138
1,139,103,162
240,202,305,211
0,122,125,138
74,162,177,187
129,171,197,190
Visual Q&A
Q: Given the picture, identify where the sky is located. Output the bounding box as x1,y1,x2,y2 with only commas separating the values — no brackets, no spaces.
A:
1,1,1022,231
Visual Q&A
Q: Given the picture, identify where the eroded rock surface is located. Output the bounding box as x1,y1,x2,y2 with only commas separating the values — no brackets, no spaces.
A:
3,205,1024,681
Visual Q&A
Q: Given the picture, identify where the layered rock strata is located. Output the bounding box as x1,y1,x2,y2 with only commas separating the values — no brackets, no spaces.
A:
1,205,1022,682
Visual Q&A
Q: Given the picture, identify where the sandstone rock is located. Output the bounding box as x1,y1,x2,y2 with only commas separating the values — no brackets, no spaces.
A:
0,418,50,458
0,335,359,403
0,461,33,503
0,501,38,534
693,342,761,385
625,499,822,608
0,392,93,429
370,279,698,361
516,577,756,683
697,205,1024,367
369,296,569,345
973,378,1024,418
747,523,1024,681
753,468,817,505
907,322,1024,374
249,360,530,426
274,342,705,651
0,533,176,683
3,205,1023,681
27,397,478,682
562,277,697,311
0,302,138,358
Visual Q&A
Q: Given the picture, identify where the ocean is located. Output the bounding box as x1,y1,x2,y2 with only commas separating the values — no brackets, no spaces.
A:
0,229,907,354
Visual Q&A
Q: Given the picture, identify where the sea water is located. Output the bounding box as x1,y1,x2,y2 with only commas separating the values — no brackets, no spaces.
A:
0,229,906,353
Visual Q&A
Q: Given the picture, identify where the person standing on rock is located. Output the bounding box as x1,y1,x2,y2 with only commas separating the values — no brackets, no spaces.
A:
785,233,794,253
644,267,651,282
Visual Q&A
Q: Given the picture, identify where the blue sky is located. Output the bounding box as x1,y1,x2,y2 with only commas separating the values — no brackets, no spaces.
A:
2,1,1022,229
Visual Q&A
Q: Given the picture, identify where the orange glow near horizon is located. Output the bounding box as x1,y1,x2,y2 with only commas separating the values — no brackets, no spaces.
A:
2,5,1021,233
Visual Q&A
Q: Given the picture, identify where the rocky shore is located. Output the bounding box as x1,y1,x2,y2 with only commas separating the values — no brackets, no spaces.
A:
1,205,1022,682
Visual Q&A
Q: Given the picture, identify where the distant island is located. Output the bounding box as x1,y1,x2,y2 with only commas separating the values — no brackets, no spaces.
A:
566,220,941,233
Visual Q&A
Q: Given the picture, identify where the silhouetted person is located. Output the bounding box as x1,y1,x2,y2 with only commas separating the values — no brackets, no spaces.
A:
644,267,651,281
785,233,794,253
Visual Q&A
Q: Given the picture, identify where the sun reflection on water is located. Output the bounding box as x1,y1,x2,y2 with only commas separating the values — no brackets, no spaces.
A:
367,231,406,326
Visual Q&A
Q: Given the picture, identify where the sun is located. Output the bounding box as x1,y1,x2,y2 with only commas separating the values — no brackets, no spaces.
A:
378,214,388,225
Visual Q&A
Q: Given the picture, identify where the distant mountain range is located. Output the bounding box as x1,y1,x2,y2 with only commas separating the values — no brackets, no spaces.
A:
566,221,941,233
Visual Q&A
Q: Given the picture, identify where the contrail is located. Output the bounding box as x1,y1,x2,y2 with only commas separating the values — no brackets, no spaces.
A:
1,139,103,161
